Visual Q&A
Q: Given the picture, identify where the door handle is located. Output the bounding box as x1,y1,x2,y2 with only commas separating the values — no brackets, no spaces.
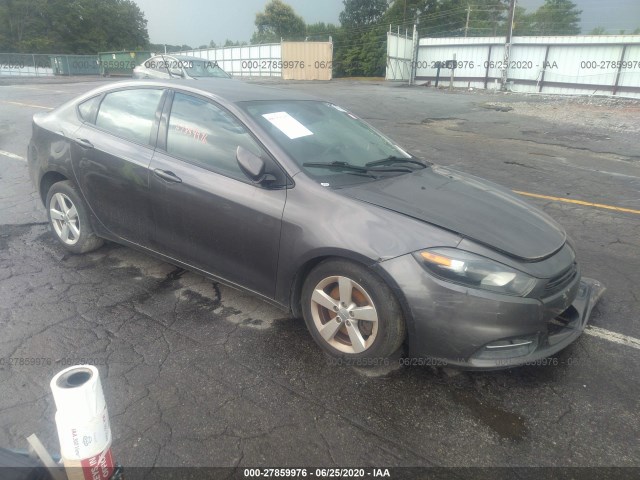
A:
154,168,182,183
75,138,94,149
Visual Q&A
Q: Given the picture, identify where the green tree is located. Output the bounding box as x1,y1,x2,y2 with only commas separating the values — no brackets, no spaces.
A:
333,0,397,77
223,39,248,46
533,0,581,35
384,0,436,28
0,0,149,53
305,22,338,40
251,0,305,44
148,43,193,53
589,26,607,35
466,0,509,37
512,5,536,35
0,0,49,51
339,0,388,28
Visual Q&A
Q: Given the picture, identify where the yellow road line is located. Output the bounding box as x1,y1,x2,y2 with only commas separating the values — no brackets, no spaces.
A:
3,100,53,110
514,190,640,215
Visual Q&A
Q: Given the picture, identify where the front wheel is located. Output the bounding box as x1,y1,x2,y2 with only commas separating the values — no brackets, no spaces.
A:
46,180,103,254
301,259,405,362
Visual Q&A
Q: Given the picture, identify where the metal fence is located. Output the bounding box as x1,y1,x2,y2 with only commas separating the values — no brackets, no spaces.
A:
387,34,640,98
174,44,282,77
0,53,54,77
0,53,100,77
386,28,416,82
1,42,334,80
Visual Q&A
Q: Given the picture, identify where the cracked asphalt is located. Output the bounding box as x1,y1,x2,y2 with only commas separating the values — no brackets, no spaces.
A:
0,78,639,472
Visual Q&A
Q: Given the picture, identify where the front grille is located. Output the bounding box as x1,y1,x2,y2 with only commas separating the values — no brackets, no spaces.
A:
545,262,578,295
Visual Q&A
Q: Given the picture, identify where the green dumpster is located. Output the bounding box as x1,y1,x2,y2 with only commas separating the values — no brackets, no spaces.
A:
50,55,99,75
98,51,152,76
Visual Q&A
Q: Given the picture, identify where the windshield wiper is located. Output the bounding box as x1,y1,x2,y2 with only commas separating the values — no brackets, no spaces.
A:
303,161,378,178
365,156,427,169
303,160,417,178
304,161,368,172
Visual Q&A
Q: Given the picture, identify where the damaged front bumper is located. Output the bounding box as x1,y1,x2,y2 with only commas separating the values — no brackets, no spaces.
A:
466,277,606,369
376,252,606,370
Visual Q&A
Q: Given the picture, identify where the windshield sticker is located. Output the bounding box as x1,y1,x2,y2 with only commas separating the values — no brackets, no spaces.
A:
262,111,313,139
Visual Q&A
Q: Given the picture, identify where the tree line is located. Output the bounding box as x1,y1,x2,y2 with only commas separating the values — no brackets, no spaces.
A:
253,0,590,77
0,0,148,53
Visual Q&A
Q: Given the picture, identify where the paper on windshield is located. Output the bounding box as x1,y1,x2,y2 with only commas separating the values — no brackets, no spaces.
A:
262,111,313,139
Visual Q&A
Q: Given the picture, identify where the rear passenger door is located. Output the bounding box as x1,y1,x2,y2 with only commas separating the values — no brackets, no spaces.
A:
72,87,166,245
148,91,287,297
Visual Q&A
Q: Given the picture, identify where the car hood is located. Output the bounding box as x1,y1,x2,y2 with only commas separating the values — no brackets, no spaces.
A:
337,165,566,261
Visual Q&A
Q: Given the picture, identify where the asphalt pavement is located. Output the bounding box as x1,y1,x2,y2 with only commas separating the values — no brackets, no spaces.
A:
0,77,638,474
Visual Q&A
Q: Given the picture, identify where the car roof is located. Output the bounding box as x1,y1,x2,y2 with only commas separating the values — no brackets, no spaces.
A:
103,78,319,104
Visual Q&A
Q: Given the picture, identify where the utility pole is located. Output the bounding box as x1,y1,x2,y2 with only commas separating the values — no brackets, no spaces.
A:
449,53,456,90
464,5,471,37
501,0,516,91
409,23,418,86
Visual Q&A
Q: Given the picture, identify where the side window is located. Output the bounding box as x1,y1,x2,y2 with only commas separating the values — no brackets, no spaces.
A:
95,89,163,145
167,92,264,181
78,95,101,123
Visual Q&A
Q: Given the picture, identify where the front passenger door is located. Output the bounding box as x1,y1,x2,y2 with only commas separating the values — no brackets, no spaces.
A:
149,92,287,298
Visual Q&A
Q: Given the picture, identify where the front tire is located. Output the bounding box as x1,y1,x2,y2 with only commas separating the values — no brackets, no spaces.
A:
301,259,405,362
46,180,103,254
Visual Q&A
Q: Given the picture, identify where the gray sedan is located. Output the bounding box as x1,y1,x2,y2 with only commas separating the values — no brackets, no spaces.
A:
27,79,602,369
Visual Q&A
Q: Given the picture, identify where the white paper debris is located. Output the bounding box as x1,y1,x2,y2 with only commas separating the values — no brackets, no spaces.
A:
262,111,313,139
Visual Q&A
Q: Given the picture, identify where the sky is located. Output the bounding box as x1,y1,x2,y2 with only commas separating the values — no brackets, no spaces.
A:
132,0,640,47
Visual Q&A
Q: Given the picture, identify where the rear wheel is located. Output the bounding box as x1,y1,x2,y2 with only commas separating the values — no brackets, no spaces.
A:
46,181,103,254
301,259,405,362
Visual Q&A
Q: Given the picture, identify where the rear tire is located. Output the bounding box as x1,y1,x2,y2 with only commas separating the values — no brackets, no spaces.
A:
301,259,405,363
46,180,103,254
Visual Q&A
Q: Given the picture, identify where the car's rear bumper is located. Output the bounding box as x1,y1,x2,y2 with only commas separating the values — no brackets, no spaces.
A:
375,254,605,370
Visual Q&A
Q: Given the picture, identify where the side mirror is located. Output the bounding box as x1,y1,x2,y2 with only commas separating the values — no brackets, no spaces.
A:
237,146,268,183
169,67,184,77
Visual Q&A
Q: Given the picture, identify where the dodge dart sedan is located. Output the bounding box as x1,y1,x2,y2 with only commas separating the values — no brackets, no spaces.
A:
28,79,602,369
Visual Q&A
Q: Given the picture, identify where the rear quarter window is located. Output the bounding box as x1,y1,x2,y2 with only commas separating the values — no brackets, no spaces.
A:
95,89,163,145
77,95,101,123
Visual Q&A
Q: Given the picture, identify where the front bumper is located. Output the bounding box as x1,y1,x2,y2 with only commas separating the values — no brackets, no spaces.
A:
376,254,605,370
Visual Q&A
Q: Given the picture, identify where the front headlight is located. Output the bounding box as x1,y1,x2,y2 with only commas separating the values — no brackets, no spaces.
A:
414,248,536,296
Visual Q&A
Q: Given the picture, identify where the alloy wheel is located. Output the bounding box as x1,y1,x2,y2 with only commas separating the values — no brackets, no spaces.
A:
310,275,379,354
49,192,80,245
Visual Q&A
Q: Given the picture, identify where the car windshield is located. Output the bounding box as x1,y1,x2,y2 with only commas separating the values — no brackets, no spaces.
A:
241,100,421,186
184,60,230,78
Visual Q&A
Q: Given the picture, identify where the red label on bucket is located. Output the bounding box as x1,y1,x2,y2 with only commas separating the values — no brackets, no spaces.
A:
79,448,114,480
